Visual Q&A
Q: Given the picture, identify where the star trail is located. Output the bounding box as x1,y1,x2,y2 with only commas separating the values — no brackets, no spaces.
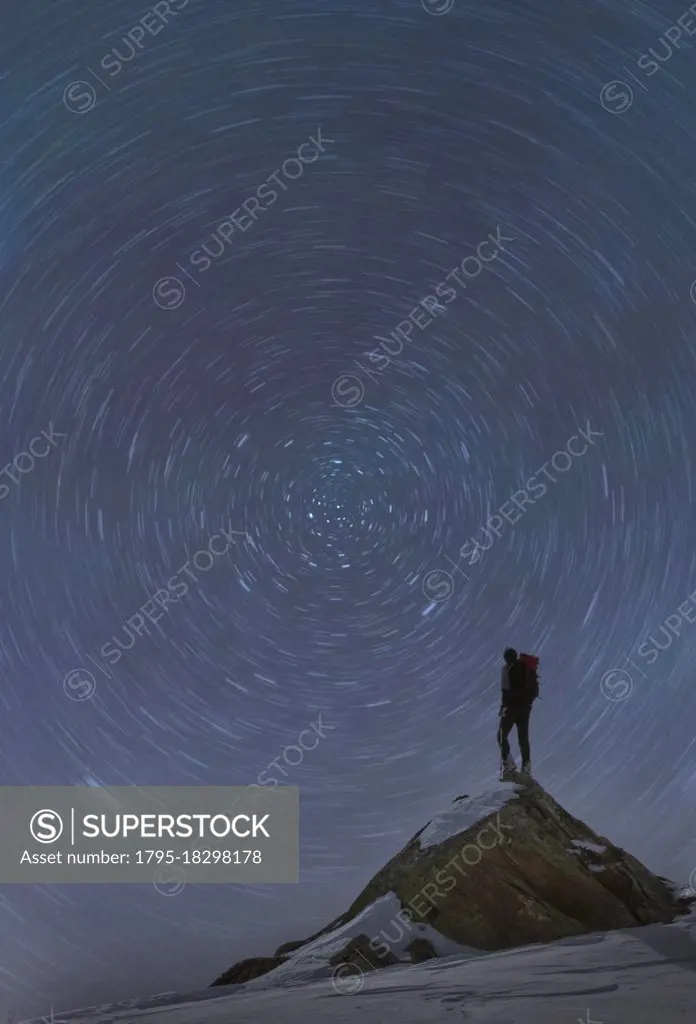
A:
2,0,696,1017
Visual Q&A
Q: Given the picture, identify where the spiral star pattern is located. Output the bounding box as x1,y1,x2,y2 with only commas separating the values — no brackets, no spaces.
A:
2,0,696,1017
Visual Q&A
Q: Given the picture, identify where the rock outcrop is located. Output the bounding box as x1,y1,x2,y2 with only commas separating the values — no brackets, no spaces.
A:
210,775,694,988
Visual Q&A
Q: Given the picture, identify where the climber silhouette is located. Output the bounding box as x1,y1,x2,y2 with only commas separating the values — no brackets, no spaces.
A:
498,647,536,777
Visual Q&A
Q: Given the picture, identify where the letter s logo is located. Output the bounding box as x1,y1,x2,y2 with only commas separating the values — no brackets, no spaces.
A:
30,809,64,844
331,374,364,408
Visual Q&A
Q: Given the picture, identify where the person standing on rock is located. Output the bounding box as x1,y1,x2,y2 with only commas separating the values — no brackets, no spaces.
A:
498,647,539,778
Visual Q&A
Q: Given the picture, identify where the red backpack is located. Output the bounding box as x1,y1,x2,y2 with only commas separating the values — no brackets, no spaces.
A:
514,653,540,702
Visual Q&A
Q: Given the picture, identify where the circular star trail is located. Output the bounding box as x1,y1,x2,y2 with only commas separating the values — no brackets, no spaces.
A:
1,0,696,1017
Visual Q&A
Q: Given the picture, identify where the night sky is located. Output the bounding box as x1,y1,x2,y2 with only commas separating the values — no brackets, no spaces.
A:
2,0,696,1017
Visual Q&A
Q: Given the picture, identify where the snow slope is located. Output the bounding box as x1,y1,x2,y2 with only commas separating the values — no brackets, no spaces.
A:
238,891,479,991
416,783,513,851
26,908,696,1024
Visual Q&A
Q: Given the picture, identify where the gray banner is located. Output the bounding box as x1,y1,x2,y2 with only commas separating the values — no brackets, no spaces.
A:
0,786,298,883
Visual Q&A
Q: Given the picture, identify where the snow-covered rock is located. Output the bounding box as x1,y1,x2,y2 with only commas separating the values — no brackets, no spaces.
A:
211,775,690,989
416,784,511,850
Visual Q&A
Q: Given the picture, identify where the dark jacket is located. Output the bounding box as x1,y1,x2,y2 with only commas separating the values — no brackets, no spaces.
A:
501,660,532,707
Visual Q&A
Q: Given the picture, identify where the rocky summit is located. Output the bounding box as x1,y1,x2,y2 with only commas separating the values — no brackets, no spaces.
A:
211,775,694,988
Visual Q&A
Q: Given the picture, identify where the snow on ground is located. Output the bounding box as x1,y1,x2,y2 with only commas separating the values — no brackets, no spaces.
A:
401,918,474,959
238,892,479,992
417,782,518,851
570,839,607,855
40,909,696,1024
333,891,475,960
